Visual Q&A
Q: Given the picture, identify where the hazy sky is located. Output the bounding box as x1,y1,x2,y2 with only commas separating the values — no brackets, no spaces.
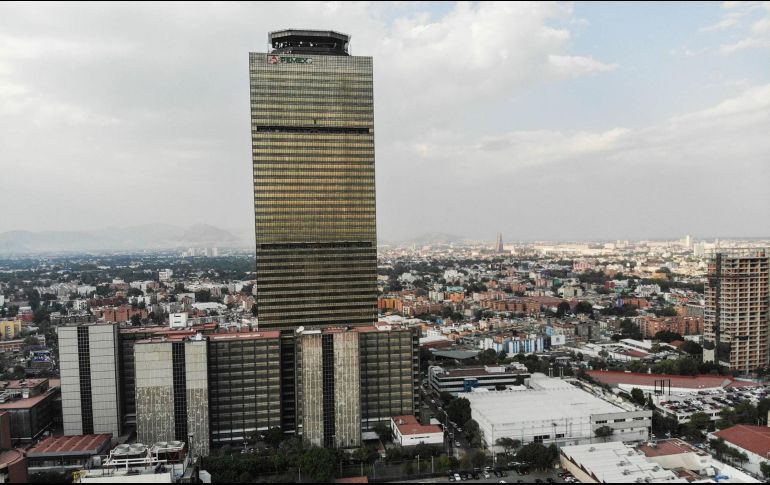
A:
1,1,769,242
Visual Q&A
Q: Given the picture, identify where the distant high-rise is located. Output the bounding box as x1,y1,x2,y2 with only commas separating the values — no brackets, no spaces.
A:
250,30,377,330
496,233,504,253
703,249,770,374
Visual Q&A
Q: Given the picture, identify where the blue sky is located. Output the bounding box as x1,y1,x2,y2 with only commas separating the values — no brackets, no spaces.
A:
0,1,768,242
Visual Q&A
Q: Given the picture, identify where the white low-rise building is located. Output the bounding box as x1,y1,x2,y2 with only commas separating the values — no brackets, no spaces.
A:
390,415,443,447
560,442,681,483
461,374,651,451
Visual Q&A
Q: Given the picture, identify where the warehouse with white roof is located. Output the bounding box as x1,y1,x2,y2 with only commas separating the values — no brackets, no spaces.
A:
460,374,651,451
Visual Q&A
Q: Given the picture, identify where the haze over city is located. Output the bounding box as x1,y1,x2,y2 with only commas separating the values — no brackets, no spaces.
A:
1,1,769,245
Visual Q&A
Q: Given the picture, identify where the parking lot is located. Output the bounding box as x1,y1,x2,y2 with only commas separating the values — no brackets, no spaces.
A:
656,386,770,422
400,467,572,483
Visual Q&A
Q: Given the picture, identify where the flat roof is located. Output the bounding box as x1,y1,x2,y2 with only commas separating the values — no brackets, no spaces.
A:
587,370,762,390
638,439,702,458
437,367,526,378
462,384,623,423
431,350,479,360
28,434,112,457
0,386,58,410
208,331,281,341
560,442,677,483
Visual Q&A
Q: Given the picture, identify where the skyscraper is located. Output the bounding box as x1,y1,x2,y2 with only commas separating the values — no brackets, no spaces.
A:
496,232,504,253
250,30,377,329
249,30,418,447
703,249,770,374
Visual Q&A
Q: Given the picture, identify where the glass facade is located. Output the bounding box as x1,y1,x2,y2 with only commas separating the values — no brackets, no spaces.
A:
250,50,377,329
207,335,282,445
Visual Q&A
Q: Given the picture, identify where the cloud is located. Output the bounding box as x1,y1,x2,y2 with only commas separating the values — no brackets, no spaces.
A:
700,12,743,32
0,2,765,242
713,0,770,53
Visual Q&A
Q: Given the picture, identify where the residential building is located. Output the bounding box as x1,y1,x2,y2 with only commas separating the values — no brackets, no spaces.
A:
640,315,704,338
0,319,21,340
703,249,770,373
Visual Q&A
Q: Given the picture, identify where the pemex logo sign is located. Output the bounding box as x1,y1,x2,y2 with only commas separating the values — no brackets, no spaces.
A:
268,55,313,65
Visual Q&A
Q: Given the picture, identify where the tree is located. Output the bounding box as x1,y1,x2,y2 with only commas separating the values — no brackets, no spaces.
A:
654,330,683,343
595,426,614,442
630,388,646,406
516,443,555,470
477,349,498,366
446,398,471,425
495,437,521,455
298,447,337,483
709,438,728,460
652,412,678,438
655,307,678,317
374,422,391,442
574,301,593,315
680,341,703,356
130,314,141,326
261,427,284,448
760,461,770,480
649,342,662,355
352,445,378,464
464,419,482,448
555,302,571,317
682,412,711,441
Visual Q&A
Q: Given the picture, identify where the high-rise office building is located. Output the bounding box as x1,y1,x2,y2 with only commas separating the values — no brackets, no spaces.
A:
250,29,377,329
248,29,418,448
496,233,504,253
134,337,209,457
58,322,122,437
703,249,770,373
207,331,282,445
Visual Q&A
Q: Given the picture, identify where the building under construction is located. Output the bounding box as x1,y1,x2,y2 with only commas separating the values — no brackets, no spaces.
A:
703,249,770,374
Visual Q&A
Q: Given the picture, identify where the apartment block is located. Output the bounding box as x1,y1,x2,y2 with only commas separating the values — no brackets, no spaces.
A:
703,249,770,373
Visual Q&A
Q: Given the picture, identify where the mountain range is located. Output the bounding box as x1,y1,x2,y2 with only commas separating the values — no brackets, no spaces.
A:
0,224,252,255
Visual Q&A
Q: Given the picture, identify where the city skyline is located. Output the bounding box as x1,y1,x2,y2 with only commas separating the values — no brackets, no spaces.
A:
1,2,769,242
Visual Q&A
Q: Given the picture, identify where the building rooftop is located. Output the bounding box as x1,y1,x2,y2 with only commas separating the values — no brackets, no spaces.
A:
391,415,442,436
586,370,762,390
638,439,702,458
560,442,678,483
0,383,58,410
461,381,623,423
713,425,770,459
208,330,281,341
0,449,25,467
435,366,527,378
28,434,112,458
269,29,350,56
